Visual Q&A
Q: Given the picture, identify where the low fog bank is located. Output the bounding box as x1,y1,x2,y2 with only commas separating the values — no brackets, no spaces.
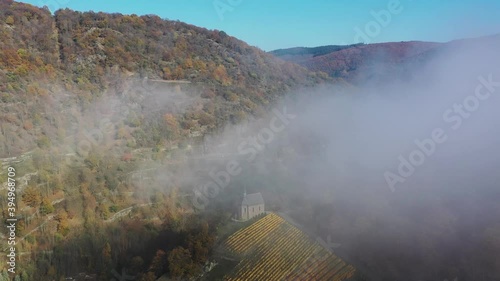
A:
186,36,500,280
279,38,500,280
112,36,500,280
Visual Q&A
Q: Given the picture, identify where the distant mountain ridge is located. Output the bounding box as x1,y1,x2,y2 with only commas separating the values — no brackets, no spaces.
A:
270,41,441,82
270,43,365,59
270,35,500,83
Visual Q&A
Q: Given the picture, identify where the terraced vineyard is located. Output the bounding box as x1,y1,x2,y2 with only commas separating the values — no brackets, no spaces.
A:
222,213,355,281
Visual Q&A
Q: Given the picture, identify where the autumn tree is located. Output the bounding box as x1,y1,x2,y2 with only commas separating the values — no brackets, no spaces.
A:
55,210,70,236
84,149,101,170
183,57,193,69
172,66,184,80
168,247,198,279
129,256,144,275
213,64,231,85
5,15,14,25
102,242,112,261
224,91,238,102
163,113,180,140
187,222,215,263
197,111,215,127
39,198,54,215
149,249,167,277
162,67,172,80
22,186,41,208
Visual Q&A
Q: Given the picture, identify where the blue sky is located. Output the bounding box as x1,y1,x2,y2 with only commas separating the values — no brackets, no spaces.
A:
20,0,500,51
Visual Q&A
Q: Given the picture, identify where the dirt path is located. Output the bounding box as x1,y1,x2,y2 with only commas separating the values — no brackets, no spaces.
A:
105,203,153,222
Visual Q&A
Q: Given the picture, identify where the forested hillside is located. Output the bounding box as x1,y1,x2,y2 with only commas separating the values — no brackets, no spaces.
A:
0,0,329,157
0,1,331,280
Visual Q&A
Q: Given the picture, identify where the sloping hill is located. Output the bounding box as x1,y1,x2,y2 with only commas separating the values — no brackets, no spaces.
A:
220,213,355,281
0,0,329,157
269,44,364,63
271,41,440,81
0,1,333,280
271,35,500,84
